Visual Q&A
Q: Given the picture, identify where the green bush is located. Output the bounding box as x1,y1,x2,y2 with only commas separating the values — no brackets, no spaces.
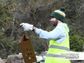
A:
70,34,84,51
0,32,19,58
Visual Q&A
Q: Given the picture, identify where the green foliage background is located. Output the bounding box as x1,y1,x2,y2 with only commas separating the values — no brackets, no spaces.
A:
0,0,84,58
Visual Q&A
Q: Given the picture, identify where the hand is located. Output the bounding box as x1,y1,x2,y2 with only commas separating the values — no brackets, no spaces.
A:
20,23,34,31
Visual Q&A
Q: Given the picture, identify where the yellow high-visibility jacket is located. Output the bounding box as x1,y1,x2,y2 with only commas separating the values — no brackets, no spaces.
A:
45,27,71,63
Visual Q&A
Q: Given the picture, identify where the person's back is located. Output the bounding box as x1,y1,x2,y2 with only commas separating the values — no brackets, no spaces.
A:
45,22,71,63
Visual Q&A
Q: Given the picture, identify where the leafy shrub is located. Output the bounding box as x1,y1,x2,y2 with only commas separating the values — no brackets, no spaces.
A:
70,34,84,51
0,32,19,58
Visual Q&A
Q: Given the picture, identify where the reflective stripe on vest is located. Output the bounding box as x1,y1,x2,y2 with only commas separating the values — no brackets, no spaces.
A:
46,53,64,58
49,45,70,51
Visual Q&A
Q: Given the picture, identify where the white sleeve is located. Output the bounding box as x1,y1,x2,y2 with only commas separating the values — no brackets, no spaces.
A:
34,26,65,40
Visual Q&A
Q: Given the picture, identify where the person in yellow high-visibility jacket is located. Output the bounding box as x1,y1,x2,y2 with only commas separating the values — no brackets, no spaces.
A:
20,8,71,63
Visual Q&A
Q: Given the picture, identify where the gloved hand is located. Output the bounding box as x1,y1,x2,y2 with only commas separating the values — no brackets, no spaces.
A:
20,23,34,31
